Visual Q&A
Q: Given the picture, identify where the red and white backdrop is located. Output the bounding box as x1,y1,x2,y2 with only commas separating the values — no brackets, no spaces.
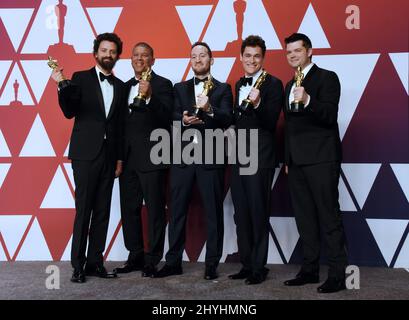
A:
0,0,407,267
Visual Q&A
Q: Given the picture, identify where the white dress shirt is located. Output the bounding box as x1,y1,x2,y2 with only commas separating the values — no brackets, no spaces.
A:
238,68,262,108
95,65,113,118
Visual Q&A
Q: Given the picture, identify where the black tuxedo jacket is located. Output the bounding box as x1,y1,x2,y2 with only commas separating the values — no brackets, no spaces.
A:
122,71,174,172
58,67,126,162
284,64,342,165
173,77,233,168
233,73,284,169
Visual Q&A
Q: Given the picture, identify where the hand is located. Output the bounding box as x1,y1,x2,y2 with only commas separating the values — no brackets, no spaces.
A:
183,111,203,125
51,68,65,84
248,88,261,106
115,161,123,178
293,87,309,104
138,80,152,98
196,94,210,112
285,165,288,175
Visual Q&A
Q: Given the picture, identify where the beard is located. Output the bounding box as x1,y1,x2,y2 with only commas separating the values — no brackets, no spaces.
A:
97,56,117,72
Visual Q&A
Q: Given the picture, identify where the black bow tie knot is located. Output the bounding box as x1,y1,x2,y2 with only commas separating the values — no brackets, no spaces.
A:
99,72,114,85
194,77,208,85
240,76,253,87
129,77,139,86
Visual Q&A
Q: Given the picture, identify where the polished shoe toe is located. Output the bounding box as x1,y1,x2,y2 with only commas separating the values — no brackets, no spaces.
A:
284,274,319,286
245,268,268,285
113,262,143,274
153,265,183,278
85,265,118,279
228,268,251,280
317,277,346,293
142,265,158,278
70,268,86,283
204,266,218,280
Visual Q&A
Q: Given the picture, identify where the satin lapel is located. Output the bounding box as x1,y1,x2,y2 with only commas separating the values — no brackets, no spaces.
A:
186,78,196,113
285,79,294,111
89,68,106,117
300,64,318,90
106,79,118,120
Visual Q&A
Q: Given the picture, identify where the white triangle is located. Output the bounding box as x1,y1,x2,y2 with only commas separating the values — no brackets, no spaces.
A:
394,233,409,268
0,60,12,90
176,5,213,44
0,163,11,190
62,162,74,189
339,175,357,212
153,59,191,84
187,57,236,83
0,63,34,106
0,244,7,261
298,3,330,48
60,235,72,261
106,226,128,261
203,0,281,51
64,141,70,157
0,129,11,157
16,218,53,261
20,60,51,103
113,59,133,82
22,0,94,54
366,218,408,266
161,224,170,261
390,164,409,202
271,163,283,190
19,114,56,157
0,215,32,258
270,217,299,262
86,7,123,35
389,52,409,95
221,189,238,261
314,54,380,139
342,163,381,210
197,242,206,262
0,9,34,51
267,232,283,264
182,249,189,262
40,165,75,208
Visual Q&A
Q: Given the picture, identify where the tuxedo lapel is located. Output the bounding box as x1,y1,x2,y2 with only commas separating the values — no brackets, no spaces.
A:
300,64,318,90
106,78,119,120
89,68,106,117
186,78,196,112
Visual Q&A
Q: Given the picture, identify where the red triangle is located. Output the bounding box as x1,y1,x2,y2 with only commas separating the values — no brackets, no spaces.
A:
36,210,75,260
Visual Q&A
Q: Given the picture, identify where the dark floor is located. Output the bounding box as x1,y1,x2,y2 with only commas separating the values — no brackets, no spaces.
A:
0,262,408,300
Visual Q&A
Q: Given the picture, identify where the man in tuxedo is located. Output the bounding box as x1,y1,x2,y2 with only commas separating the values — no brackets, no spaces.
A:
228,35,283,285
113,42,173,277
51,33,125,283
154,42,233,280
282,33,348,293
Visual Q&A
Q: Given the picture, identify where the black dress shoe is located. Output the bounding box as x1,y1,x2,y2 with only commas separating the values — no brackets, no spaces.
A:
245,268,268,285
204,266,218,280
142,265,158,278
317,277,346,293
113,262,143,274
228,268,251,280
85,265,118,279
153,264,183,278
70,268,86,283
284,273,319,286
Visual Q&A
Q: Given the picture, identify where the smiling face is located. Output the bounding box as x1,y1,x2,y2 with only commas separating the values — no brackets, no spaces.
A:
240,46,264,77
286,40,312,70
190,45,213,77
94,40,119,72
131,45,154,77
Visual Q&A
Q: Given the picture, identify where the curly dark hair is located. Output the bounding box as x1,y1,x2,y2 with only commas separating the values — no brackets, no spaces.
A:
284,33,312,50
241,35,266,57
93,32,123,57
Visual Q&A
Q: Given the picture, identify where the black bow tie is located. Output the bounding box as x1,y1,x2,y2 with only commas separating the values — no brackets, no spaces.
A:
129,77,139,86
99,72,114,85
240,76,253,87
194,77,208,85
